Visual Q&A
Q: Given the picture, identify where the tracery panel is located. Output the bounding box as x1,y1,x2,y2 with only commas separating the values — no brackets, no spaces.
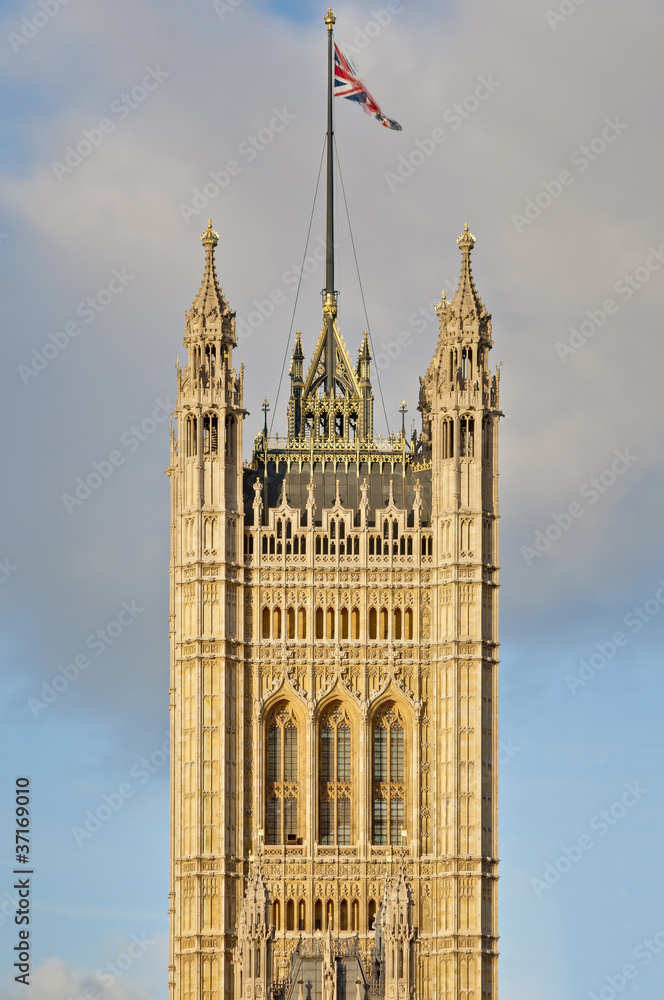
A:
266,703,299,845
372,702,406,846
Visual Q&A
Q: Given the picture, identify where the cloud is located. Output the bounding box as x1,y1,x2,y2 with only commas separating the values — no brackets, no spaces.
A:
0,955,160,1000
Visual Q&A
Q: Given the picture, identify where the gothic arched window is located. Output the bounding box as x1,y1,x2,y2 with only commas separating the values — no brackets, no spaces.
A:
266,704,299,845
185,416,197,457
225,415,235,459
379,608,389,640
460,416,474,457
203,414,218,455
442,418,454,459
372,704,406,846
319,703,352,845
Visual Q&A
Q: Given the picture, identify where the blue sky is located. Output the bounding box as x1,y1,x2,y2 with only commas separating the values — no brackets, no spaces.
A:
1,1,663,999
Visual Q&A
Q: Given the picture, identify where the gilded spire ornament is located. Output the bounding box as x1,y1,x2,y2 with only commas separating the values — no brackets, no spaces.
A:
201,218,219,248
457,220,476,249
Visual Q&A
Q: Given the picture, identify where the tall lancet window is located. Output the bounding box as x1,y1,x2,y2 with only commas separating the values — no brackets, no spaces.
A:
319,703,352,845
266,704,299,845
372,703,406,846
202,414,218,455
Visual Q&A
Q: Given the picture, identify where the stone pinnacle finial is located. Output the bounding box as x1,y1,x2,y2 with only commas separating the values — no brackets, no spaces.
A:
324,7,336,28
457,221,476,251
201,219,219,249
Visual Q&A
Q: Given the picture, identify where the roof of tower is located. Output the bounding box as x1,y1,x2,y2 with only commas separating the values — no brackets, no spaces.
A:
358,330,371,362
186,219,235,343
419,223,494,411
448,221,488,320
292,331,304,362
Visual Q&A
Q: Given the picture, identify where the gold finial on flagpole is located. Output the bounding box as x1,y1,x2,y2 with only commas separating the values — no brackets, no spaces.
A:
324,7,336,28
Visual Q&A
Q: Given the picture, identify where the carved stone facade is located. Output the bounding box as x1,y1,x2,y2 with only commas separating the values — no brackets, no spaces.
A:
168,220,501,1000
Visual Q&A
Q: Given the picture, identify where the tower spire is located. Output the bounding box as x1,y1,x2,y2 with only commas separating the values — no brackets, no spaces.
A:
450,221,487,319
187,218,236,348
323,7,337,394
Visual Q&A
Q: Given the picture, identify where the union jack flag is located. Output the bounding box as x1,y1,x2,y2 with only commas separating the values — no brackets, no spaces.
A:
334,43,402,131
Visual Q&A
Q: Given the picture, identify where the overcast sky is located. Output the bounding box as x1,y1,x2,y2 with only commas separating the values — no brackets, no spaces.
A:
1,0,663,998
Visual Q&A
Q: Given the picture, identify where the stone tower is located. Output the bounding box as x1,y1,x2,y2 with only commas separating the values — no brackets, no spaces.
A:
168,210,501,1000
168,220,246,1000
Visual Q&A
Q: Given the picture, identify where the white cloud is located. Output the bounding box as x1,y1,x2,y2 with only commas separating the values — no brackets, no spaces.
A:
0,954,160,1000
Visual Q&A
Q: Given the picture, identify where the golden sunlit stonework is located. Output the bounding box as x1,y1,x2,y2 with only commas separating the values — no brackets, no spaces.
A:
167,212,502,1000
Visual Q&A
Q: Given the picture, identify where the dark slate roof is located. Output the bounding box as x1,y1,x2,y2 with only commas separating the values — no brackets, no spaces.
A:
243,460,432,528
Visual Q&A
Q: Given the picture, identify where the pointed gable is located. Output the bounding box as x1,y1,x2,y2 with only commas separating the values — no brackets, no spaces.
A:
301,318,363,400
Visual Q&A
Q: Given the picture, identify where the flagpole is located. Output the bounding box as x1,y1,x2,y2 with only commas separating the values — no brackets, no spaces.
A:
324,6,337,399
